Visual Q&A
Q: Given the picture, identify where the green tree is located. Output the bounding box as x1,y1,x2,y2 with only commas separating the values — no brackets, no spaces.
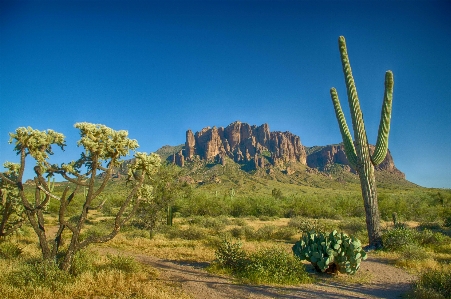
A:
0,123,161,271
330,36,394,249
135,162,184,238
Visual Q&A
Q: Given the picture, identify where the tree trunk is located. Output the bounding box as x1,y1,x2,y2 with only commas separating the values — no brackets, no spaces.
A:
61,248,75,271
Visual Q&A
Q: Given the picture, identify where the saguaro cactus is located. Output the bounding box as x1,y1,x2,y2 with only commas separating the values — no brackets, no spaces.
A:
330,36,394,249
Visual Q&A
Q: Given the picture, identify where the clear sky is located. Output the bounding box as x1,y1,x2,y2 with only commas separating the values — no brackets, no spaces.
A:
1,0,450,188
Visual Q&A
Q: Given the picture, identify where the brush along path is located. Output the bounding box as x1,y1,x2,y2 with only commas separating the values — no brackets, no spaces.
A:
98,247,414,299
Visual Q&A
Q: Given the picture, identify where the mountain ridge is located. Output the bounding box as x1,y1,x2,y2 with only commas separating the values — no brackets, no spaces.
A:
158,121,404,179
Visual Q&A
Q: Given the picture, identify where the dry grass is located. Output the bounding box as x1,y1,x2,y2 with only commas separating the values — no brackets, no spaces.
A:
0,231,192,299
105,234,216,262
3,214,450,298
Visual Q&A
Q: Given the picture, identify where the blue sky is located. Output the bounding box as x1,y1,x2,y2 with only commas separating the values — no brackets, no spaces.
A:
1,0,450,188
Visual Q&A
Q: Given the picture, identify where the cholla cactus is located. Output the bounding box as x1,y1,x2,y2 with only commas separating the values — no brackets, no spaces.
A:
330,36,394,248
2,123,161,271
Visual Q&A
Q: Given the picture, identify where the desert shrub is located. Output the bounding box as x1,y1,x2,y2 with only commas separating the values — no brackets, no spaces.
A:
236,225,295,241
288,217,334,234
338,218,367,235
229,198,251,217
0,241,22,259
214,240,310,285
418,222,442,231
69,250,97,276
185,216,205,225
398,244,429,262
242,247,311,285
410,268,451,299
272,226,297,240
288,217,320,233
157,223,179,237
214,239,247,273
106,254,140,273
443,211,451,227
382,227,420,251
166,226,207,240
259,215,278,221
203,217,228,231
250,225,277,241
333,195,365,218
180,194,230,217
232,218,247,226
229,226,247,239
123,227,150,239
79,221,112,241
379,191,446,223
416,229,445,246
6,260,71,290
338,218,369,244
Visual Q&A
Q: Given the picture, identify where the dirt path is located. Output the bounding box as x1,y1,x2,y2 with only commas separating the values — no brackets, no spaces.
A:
100,247,415,299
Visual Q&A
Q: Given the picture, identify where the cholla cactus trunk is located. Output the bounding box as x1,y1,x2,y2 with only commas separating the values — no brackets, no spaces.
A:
330,36,394,249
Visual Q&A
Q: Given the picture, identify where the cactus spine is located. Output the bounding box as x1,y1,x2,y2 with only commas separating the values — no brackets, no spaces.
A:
330,36,394,249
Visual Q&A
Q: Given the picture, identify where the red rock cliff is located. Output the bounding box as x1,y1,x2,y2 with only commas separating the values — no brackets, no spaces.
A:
182,121,307,167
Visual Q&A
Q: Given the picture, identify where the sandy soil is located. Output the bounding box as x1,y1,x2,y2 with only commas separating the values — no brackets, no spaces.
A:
101,247,415,299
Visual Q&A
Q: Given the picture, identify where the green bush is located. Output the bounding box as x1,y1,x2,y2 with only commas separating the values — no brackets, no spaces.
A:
214,239,310,285
203,217,228,231
411,268,451,299
6,260,71,290
416,229,450,246
243,247,311,285
106,254,140,273
229,226,247,239
398,244,429,262
288,217,321,233
382,227,420,251
214,239,247,273
250,225,277,241
69,249,97,276
338,218,367,235
232,218,247,226
272,226,297,240
0,241,22,259
166,226,207,240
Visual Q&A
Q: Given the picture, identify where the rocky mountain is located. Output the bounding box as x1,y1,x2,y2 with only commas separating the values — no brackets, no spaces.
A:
306,144,404,179
169,121,306,169
164,121,404,178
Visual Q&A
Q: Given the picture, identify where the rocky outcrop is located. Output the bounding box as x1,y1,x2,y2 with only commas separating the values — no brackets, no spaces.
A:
306,144,405,178
170,150,185,167
180,121,306,169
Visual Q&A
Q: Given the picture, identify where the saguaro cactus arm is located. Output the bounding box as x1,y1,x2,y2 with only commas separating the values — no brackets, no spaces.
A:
338,36,369,152
371,71,394,165
330,88,358,169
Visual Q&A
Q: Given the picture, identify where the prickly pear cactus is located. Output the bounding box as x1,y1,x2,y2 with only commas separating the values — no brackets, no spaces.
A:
292,230,367,275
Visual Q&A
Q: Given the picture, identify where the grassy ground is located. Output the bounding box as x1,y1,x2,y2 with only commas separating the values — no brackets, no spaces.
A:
2,171,450,298
1,215,451,298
